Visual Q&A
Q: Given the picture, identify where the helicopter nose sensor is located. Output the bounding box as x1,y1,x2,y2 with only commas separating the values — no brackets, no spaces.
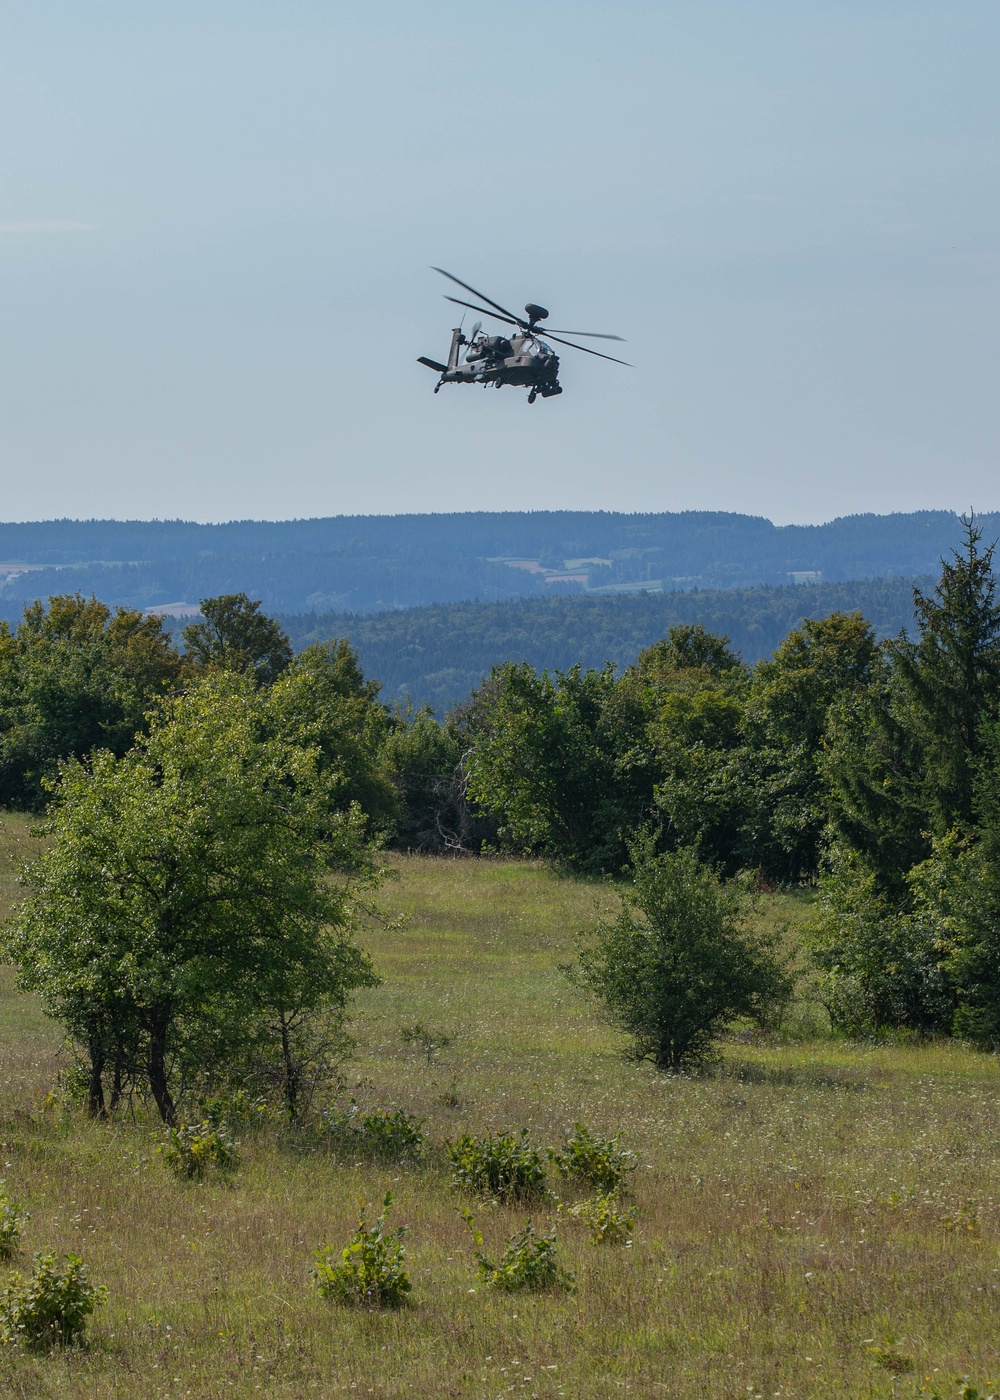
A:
524,303,549,322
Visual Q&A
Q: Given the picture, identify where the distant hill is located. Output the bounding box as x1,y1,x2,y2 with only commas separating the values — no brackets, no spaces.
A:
0,509,992,621
275,575,931,714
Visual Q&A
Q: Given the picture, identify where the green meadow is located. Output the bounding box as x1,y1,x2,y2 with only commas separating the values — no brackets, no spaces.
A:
0,821,997,1398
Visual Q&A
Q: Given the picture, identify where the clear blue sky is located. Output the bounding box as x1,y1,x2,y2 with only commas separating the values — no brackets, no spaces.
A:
2,1,998,524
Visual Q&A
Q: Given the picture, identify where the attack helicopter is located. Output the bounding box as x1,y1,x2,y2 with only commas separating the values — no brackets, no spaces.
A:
418,267,629,404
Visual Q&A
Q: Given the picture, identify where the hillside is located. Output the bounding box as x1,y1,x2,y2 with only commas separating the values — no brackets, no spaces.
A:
279,575,929,712
0,509,990,620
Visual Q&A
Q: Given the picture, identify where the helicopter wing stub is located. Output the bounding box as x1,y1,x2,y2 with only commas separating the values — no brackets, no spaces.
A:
432,268,523,325
443,295,522,330
542,329,626,341
542,332,632,366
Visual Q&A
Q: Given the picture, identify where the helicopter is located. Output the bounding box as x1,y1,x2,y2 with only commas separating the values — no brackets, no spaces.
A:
418,267,629,403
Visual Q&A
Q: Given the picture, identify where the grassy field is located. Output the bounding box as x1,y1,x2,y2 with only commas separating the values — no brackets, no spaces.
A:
0,818,998,1397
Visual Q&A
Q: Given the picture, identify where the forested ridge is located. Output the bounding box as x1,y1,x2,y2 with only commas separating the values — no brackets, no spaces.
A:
280,574,931,712
0,508,991,618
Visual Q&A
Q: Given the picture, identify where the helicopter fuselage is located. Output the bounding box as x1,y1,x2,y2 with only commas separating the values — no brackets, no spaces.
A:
420,327,563,402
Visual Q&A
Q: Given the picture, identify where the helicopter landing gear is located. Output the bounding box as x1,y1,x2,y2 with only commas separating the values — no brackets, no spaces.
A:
527,390,537,404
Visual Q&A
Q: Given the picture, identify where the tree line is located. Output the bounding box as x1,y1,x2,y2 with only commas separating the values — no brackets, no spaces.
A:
3,516,1000,1116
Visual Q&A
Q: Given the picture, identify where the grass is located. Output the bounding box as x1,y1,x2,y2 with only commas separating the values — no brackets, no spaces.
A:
0,821,997,1395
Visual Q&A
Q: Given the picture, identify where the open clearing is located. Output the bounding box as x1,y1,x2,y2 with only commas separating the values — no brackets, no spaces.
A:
0,822,997,1397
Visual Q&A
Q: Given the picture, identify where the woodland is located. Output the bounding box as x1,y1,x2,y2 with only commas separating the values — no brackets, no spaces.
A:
0,524,997,1393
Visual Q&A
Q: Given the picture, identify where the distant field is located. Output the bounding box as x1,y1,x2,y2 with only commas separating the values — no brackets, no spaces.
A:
0,828,998,1397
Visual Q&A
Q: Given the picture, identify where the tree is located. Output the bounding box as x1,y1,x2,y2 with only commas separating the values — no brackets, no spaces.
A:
804,849,954,1036
268,640,398,840
892,515,1000,834
0,594,183,809
2,673,379,1123
574,844,789,1069
182,593,293,685
463,661,655,873
742,612,881,880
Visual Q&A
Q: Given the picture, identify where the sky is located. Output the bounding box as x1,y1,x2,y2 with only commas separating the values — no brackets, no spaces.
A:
1,0,998,526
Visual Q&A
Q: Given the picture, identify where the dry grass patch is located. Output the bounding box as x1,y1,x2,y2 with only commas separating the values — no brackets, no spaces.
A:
0,844,995,1395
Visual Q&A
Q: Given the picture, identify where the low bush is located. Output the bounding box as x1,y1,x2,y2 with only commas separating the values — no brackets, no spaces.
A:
448,1129,548,1202
158,1121,239,1181
548,1123,636,1194
563,1192,635,1245
0,1181,30,1259
322,1105,425,1161
462,1211,575,1293
312,1192,411,1308
0,1252,106,1349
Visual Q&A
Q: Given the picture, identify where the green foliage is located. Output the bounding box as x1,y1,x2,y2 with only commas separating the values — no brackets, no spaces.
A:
463,659,655,873
742,612,881,880
269,639,399,840
2,672,380,1123
806,852,955,1036
182,592,293,686
323,1105,425,1161
158,1121,239,1181
0,593,183,809
382,706,486,854
462,1211,575,1293
562,1193,635,1245
0,1252,106,1349
311,1193,411,1308
448,1129,549,1202
0,1181,29,1259
548,1123,636,1194
575,843,791,1069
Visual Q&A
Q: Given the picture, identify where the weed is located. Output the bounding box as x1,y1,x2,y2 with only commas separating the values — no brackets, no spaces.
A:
0,1252,106,1349
562,1192,634,1245
158,1120,239,1181
0,1181,29,1259
199,1089,271,1133
311,1192,411,1308
436,1075,463,1107
548,1122,636,1193
448,1128,549,1202
461,1210,575,1293
322,1104,425,1161
400,1021,454,1065
864,1334,914,1372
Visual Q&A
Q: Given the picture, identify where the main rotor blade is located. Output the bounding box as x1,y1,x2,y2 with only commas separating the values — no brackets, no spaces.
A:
542,331,632,366
432,268,522,324
542,328,625,341
444,295,523,330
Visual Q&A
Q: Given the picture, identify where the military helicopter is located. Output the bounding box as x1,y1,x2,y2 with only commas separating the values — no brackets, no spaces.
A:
418,267,629,403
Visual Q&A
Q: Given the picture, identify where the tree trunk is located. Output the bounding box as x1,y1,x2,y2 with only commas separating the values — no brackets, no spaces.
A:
86,1034,107,1119
280,1013,299,1123
147,1010,177,1125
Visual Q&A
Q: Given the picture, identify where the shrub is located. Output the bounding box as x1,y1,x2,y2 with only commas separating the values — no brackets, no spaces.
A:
548,1123,636,1194
448,1129,548,1202
0,1252,106,1349
462,1211,575,1293
0,1181,30,1259
574,842,791,1069
563,1193,635,1245
158,1120,239,1181
322,1105,425,1161
400,1022,454,1065
312,1193,411,1308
